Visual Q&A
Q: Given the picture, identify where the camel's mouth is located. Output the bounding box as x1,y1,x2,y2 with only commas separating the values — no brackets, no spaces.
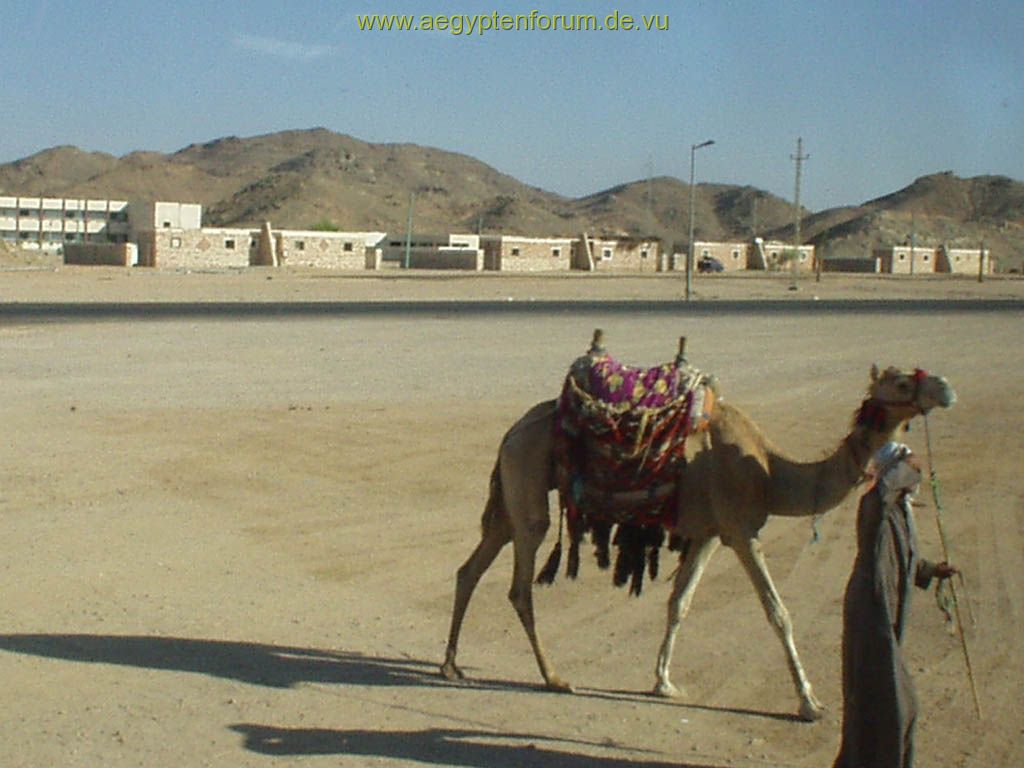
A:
920,379,956,412
934,378,957,409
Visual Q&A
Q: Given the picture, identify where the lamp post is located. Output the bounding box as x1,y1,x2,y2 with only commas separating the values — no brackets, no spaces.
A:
686,139,715,301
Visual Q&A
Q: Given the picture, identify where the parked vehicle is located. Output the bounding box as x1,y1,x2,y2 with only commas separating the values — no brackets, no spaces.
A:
697,255,725,273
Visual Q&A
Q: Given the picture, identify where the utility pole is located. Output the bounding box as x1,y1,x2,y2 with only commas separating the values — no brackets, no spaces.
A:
686,139,715,301
403,192,415,269
790,137,809,289
909,211,916,276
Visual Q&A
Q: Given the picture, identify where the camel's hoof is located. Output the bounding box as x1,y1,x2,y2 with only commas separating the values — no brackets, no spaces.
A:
799,697,826,722
545,676,575,694
653,680,681,699
440,661,464,681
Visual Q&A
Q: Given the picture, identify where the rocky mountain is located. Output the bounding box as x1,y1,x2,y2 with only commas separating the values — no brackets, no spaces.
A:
2,128,1022,269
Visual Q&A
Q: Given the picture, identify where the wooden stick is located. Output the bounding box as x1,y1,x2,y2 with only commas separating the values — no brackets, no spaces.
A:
923,415,983,719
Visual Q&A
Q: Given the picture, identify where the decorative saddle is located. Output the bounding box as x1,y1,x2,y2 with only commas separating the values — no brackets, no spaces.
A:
540,330,717,595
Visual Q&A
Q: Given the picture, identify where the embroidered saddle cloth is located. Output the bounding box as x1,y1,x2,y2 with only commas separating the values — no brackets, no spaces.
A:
547,347,716,594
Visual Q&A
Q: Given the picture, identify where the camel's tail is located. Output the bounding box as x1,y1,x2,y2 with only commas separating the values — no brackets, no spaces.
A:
479,459,505,535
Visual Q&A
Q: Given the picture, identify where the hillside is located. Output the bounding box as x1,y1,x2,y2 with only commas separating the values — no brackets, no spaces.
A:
0,128,798,246
1,129,1022,270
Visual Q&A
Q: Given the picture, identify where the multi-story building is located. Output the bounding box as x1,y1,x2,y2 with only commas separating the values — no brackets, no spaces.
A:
0,196,131,249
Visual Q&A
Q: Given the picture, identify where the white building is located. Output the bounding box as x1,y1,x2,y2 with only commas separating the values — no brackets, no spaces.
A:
0,195,130,250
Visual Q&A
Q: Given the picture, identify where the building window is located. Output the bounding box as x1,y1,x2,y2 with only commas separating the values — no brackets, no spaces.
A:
552,247,561,257
163,221,172,228
641,248,649,259
923,254,930,262
731,249,740,260
225,239,235,250
898,253,906,261
296,240,306,251
171,237,182,248
65,211,77,219
511,247,520,256
19,232,31,239
19,209,31,217
602,248,613,260
343,242,353,252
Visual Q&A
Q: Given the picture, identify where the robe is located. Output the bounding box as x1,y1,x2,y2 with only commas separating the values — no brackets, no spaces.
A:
833,484,938,768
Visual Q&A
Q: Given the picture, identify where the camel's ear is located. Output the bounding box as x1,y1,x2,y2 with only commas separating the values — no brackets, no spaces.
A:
870,363,880,382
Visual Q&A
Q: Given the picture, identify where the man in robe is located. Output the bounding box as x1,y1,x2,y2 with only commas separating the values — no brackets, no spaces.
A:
833,442,957,768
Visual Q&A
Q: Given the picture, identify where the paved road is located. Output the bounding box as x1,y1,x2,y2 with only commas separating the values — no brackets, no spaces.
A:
2,298,1022,322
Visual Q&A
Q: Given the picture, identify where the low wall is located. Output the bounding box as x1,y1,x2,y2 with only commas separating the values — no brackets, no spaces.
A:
406,248,482,270
822,257,880,273
63,242,137,266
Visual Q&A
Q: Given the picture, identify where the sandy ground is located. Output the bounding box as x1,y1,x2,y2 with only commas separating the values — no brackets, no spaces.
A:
0,268,1021,767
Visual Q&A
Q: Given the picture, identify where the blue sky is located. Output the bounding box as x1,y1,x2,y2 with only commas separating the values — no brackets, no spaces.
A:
3,1,1020,211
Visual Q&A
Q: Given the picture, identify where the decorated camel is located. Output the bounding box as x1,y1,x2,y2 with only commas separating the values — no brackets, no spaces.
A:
440,331,956,721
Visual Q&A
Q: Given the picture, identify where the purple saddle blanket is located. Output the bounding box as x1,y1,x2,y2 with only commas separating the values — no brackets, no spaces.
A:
572,355,685,410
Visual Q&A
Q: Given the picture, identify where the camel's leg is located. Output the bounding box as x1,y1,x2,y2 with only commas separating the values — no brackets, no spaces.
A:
440,509,512,681
653,536,720,697
731,536,825,721
496,438,572,693
507,515,573,692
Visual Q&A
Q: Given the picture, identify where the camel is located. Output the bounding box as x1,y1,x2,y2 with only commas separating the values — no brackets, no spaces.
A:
440,337,956,721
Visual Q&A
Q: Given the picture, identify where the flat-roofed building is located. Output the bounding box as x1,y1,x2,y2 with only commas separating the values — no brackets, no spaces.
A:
874,245,938,274
0,195,130,250
481,235,574,271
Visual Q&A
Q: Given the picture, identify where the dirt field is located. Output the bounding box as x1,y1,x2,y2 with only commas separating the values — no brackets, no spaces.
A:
1,268,1021,767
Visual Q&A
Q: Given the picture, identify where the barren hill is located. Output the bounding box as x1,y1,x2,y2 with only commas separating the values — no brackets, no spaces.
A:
1,129,1022,269
0,128,798,245
769,172,1024,268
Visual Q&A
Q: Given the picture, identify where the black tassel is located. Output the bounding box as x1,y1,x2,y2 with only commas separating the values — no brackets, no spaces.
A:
593,520,612,569
613,525,646,593
536,541,562,585
567,538,580,579
567,511,585,579
647,527,666,581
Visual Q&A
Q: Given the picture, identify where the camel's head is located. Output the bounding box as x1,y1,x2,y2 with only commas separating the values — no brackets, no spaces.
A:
864,365,957,423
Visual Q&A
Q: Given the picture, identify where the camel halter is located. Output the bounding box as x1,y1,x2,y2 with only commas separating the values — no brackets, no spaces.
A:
856,368,931,431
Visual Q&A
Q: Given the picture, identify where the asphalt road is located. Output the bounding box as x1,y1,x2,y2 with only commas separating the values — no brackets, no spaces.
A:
2,298,1022,322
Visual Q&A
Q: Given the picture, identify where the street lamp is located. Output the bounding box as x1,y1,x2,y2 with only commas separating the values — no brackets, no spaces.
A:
686,139,715,301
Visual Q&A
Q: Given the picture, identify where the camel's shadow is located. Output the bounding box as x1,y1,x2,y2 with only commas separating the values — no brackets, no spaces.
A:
0,633,801,722
0,633,443,689
230,723,729,768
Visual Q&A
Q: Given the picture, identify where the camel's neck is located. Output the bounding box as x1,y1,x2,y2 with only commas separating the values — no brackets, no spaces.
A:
766,400,912,517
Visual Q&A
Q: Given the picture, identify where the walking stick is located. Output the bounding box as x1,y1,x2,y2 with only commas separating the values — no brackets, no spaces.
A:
922,414,983,719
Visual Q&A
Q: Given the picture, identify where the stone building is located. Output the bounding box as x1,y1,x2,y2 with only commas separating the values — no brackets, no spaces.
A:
577,236,662,271
480,235,574,271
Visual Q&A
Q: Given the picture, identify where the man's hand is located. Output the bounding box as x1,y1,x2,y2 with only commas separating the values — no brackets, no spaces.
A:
934,561,959,580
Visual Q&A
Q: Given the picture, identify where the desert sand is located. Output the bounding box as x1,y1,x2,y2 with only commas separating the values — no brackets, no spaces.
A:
0,267,1021,767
